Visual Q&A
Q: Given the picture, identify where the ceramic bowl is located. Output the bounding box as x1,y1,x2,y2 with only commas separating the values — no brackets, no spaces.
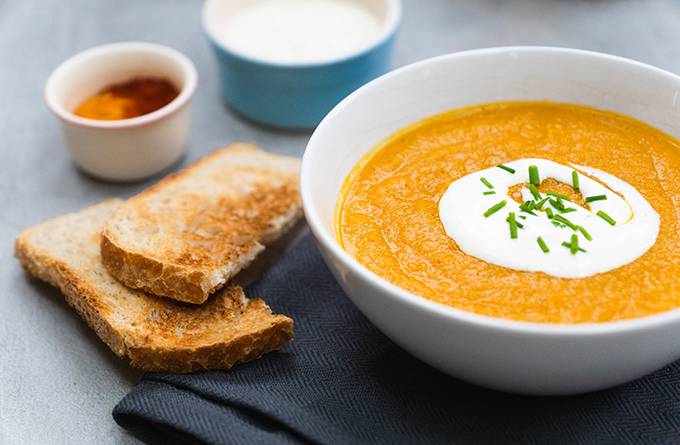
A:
45,42,197,182
301,47,680,395
202,0,401,129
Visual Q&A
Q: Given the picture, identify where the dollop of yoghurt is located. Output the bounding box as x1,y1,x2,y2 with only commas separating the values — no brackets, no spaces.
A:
438,158,659,278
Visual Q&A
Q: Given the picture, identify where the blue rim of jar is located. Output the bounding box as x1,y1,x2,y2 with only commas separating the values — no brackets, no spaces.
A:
201,0,402,69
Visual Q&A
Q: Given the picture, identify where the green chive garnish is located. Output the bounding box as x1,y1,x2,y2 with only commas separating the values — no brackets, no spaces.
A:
596,210,616,225
484,200,507,217
480,177,494,189
560,235,585,254
529,165,540,186
552,214,577,230
572,171,580,191
561,207,577,214
547,192,571,201
545,208,554,219
586,195,607,203
497,164,516,174
519,201,536,215
529,184,542,200
561,242,586,253
553,221,566,228
549,198,567,212
535,197,549,209
508,215,525,229
570,234,579,254
483,191,496,195
537,237,550,253
519,215,527,220
508,212,518,239
577,225,592,241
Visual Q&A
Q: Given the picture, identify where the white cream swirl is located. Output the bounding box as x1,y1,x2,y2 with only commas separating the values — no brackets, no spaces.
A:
438,159,659,278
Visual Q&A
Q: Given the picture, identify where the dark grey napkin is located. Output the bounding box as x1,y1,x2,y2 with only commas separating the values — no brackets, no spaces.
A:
113,234,680,445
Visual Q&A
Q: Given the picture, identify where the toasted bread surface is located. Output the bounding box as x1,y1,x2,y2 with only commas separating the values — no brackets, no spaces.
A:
101,144,302,304
15,200,293,373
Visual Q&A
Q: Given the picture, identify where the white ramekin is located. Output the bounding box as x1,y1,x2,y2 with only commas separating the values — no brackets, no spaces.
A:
302,47,680,395
45,42,197,182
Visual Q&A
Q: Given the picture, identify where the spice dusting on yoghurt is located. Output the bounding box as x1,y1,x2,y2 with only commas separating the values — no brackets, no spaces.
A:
438,159,660,278
216,0,382,64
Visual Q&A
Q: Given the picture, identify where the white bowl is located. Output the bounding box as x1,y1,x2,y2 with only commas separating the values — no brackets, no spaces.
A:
45,42,197,182
301,47,680,395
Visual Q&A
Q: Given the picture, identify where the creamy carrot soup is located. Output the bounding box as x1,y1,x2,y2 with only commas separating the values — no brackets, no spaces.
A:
336,102,680,323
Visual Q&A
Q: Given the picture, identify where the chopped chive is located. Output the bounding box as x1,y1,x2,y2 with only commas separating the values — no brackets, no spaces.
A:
483,200,507,217
596,210,616,225
549,198,571,213
561,207,577,214
545,208,554,219
529,184,542,200
586,194,607,203
572,171,580,191
537,237,550,253
519,215,527,220
480,177,494,189
553,221,566,228
519,201,537,215
497,164,516,174
552,214,578,230
529,165,540,186
508,212,518,239
483,191,496,195
561,234,585,254
535,197,549,209
561,242,586,253
508,215,525,229
570,234,579,254
577,225,592,241
547,191,571,201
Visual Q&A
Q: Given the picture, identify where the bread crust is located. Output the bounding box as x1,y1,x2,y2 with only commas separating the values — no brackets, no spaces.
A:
100,234,219,304
15,200,294,373
127,300,293,373
101,144,302,304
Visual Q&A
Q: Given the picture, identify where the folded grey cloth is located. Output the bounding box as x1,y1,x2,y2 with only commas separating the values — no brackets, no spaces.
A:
113,234,680,445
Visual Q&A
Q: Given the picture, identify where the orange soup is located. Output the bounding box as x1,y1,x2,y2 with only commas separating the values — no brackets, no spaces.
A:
337,102,680,323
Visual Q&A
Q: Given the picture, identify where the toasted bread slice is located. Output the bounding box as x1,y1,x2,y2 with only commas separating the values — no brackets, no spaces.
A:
101,144,302,304
15,200,293,373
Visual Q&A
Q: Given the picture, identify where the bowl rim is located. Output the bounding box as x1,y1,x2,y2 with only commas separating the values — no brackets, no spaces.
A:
302,45,680,336
44,41,198,130
201,0,402,68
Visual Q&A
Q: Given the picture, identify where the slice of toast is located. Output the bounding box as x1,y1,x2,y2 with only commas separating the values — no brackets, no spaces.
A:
15,200,293,373
101,144,302,304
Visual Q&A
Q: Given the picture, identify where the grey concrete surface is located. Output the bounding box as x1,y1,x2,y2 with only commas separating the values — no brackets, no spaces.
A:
2,0,680,444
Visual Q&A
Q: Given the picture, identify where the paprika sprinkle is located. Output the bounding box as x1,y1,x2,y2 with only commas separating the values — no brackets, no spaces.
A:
74,77,179,120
